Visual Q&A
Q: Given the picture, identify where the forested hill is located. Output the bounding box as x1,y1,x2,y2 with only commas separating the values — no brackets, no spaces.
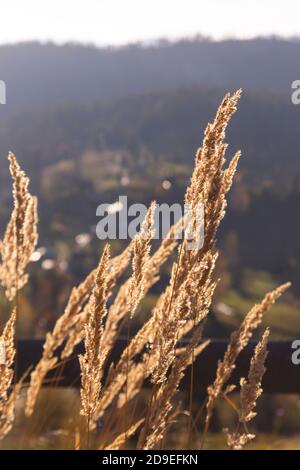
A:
0,37,299,115
0,84,299,292
0,85,299,194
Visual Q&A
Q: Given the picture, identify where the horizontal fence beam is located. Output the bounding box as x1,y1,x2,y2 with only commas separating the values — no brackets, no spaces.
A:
16,339,299,394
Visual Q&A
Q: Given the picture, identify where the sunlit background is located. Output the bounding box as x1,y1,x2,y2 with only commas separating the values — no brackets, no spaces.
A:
0,0,300,45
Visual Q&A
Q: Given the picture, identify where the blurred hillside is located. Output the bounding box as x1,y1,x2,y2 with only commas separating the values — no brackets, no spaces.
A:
0,37,298,116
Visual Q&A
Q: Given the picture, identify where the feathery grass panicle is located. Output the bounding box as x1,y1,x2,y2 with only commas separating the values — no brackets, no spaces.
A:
94,91,242,436
60,243,132,360
151,253,217,386
147,91,241,389
139,125,236,435
90,218,178,422
79,244,110,422
60,211,175,366
239,328,270,424
94,317,156,421
205,283,290,431
184,90,241,255
0,309,18,439
223,328,270,451
224,430,255,451
25,243,132,417
57,221,178,426
0,380,23,440
128,201,156,317
112,318,207,419
103,419,144,450
185,90,241,206
25,269,96,417
116,339,209,412
99,221,177,359
0,153,38,300
94,291,173,421
0,309,16,399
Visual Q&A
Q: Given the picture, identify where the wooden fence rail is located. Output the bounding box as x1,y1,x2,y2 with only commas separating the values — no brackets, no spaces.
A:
16,339,299,394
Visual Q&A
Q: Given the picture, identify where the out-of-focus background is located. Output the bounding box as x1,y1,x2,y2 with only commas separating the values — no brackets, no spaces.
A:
1,0,300,449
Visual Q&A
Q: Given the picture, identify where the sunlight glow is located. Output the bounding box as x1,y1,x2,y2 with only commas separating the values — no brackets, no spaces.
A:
0,0,299,46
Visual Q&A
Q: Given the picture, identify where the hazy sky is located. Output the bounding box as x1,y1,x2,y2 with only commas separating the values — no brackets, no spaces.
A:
1,0,299,46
